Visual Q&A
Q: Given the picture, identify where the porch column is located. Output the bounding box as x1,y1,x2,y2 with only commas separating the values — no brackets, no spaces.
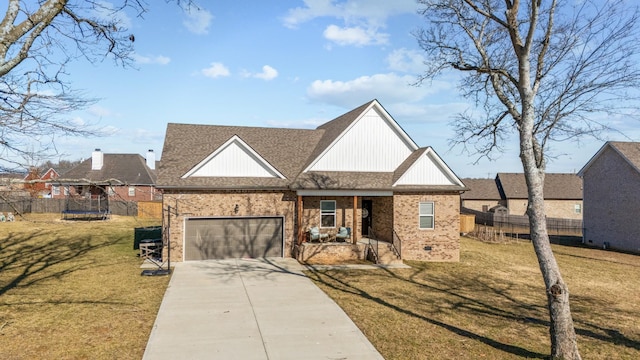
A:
297,195,304,245
352,195,358,244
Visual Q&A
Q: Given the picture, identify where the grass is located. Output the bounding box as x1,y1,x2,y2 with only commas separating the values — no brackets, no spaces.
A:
306,237,640,359
0,214,169,360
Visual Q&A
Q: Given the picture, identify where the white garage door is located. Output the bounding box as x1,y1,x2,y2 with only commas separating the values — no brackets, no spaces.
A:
184,217,284,260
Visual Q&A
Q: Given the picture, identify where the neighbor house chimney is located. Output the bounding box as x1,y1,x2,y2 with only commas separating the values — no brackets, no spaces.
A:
91,149,103,170
146,149,156,170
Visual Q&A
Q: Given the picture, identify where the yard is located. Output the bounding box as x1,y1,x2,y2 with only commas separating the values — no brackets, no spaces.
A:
0,214,168,360
307,237,640,359
1,216,638,360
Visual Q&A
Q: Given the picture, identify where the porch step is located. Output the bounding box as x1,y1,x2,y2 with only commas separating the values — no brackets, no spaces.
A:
375,242,403,265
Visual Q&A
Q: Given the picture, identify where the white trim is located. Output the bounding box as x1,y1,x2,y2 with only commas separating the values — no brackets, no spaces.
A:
182,215,286,261
303,100,419,172
181,135,285,179
419,201,435,230
393,147,465,187
320,200,336,228
296,190,393,196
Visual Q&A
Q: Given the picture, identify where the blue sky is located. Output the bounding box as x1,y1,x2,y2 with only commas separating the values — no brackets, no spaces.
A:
54,0,638,178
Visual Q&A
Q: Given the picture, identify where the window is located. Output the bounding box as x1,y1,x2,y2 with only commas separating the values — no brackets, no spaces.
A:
52,186,60,196
574,204,581,214
320,200,336,228
128,186,135,196
63,186,69,196
108,186,115,196
419,202,435,229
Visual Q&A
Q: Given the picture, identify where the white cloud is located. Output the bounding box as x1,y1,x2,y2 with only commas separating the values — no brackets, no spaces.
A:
133,53,171,65
202,62,230,78
100,125,120,136
254,65,279,80
183,6,213,34
323,24,388,46
242,65,279,80
386,48,425,74
283,0,417,28
307,73,431,107
87,105,113,118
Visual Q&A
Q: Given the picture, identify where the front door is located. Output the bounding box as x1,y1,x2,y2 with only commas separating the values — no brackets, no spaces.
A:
361,200,372,236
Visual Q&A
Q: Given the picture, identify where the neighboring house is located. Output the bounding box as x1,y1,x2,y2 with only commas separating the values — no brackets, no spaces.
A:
157,100,467,263
0,173,28,195
578,141,640,253
24,168,59,198
54,149,158,202
495,172,583,219
460,178,503,212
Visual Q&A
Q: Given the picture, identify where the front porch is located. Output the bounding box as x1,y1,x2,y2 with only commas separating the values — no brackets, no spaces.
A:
295,237,403,265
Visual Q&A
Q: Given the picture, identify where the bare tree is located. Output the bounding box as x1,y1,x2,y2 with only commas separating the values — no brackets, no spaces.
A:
0,0,191,171
415,1,640,359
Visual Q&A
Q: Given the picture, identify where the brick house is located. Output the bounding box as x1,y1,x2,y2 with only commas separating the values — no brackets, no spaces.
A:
494,173,583,219
156,100,467,263
24,168,59,198
460,173,583,219
54,149,159,204
578,141,640,253
460,178,503,212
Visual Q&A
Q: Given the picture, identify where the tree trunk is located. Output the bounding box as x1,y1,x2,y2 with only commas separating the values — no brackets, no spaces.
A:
520,118,581,360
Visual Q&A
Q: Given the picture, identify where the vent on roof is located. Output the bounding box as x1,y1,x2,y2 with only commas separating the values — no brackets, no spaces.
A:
92,149,103,170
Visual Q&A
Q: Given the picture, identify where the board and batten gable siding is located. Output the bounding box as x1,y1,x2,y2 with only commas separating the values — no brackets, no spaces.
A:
395,150,460,186
309,108,416,172
582,145,640,253
183,136,284,178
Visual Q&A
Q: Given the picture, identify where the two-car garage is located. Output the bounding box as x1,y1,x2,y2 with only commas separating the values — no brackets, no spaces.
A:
183,217,284,261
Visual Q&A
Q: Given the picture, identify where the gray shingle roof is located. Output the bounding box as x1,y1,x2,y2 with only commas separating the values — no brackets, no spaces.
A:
157,100,466,192
460,178,501,200
60,154,156,185
496,173,582,200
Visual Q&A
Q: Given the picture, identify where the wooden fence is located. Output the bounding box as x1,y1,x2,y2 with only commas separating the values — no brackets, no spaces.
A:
462,207,583,237
0,197,142,217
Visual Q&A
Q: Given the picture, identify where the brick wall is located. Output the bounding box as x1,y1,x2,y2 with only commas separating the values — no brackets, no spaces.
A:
507,198,582,219
582,147,640,253
370,196,393,242
301,196,360,240
393,192,460,262
162,190,296,262
296,243,367,264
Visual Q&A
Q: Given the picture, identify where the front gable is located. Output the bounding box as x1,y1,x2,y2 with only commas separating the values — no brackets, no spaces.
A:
394,148,464,187
182,135,285,179
305,101,418,172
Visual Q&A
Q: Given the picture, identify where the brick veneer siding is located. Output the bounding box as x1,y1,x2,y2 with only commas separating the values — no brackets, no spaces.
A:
162,190,297,262
461,199,502,212
393,192,460,261
507,198,582,220
296,243,367,264
369,196,393,243
582,147,640,253
301,196,360,240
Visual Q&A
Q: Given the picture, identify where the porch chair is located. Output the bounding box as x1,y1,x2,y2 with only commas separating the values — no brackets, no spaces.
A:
335,227,351,242
309,227,329,242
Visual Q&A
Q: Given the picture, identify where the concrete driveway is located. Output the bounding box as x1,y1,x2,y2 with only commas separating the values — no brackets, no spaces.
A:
142,258,384,360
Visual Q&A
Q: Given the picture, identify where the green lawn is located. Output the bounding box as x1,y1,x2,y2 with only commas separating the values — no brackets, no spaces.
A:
0,214,168,360
307,237,640,359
